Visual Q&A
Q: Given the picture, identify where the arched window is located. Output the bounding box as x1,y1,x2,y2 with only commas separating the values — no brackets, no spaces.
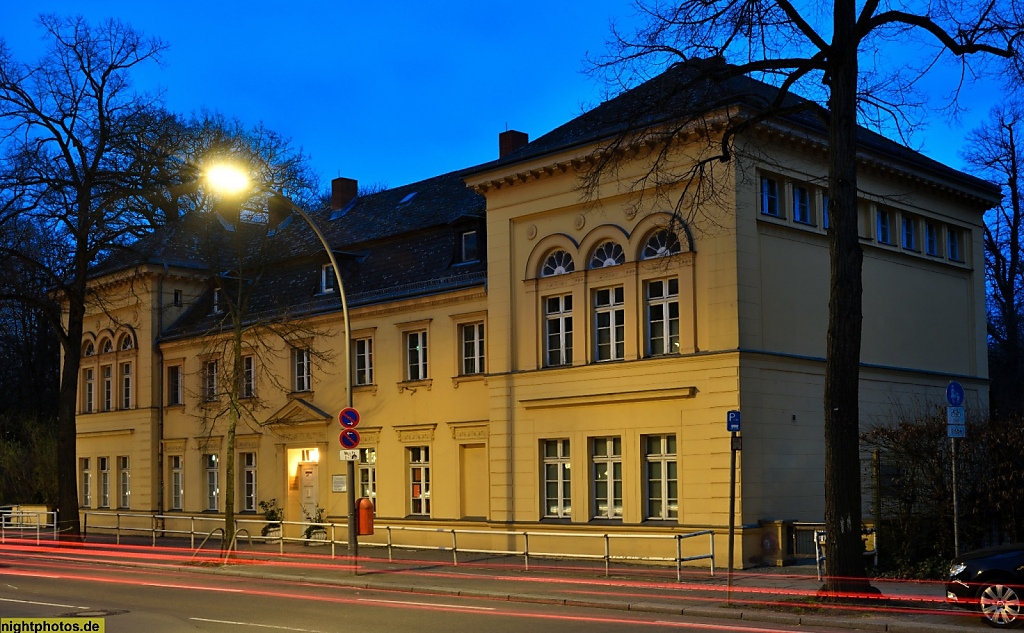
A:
120,335,134,351
541,250,575,277
84,342,95,357
589,241,625,269
642,229,682,259
101,339,113,354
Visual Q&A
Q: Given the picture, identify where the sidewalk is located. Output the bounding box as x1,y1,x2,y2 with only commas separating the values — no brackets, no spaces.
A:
10,534,980,632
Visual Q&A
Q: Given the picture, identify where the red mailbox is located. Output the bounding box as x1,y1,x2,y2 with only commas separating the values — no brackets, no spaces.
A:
357,497,374,536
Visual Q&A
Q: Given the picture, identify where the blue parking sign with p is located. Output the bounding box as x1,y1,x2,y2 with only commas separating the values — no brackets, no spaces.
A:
727,410,741,432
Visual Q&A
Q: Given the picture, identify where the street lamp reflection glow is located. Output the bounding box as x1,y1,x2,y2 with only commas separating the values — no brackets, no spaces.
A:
205,163,252,195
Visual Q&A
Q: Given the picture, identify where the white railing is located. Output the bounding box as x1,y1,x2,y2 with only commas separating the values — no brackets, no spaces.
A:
0,511,58,544
80,511,716,580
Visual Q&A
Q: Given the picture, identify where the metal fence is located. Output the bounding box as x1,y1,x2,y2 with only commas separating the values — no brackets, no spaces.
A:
0,510,58,544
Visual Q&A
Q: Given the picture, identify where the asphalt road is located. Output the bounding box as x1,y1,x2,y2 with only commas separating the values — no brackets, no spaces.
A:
0,554,864,633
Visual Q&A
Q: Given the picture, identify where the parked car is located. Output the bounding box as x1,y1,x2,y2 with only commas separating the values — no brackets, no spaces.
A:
948,544,1024,628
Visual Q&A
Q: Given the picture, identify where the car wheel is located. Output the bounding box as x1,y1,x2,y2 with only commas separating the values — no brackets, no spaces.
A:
979,582,1023,628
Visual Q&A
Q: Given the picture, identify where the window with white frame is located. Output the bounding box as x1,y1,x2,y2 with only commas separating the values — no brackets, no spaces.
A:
120,362,132,409
102,365,112,411
822,193,830,230
359,448,377,507
406,331,428,381
793,185,811,224
205,454,219,511
408,446,430,515
167,365,182,406
204,360,218,401
461,230,479,262
242,452,257,512
877,208,893,244
592,437,622,519
120,335,134,351
321,264,335,294
81,458,91,507
902,215,918,251
241,355,255,399
594,287,625,362
84,342,95,357
925,221,940,256
543,439,571,518
948,227,963,261
83,368,94,413
644,435,678,520
544,294,573,367
118,456,130,508
99,457,110,508
647,279,679,356
101,339,113,354
760,176,780,217
211,288,222,314
354,337,374,385
169,455,183,511
293,347,311,392
460,322,485,375
589,241,625,269
540,250,575,277
642,229,682,259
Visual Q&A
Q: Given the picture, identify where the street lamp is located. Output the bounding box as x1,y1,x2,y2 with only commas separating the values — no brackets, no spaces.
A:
205,164,358,564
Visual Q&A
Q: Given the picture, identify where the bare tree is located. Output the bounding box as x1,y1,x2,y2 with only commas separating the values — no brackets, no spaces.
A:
0,15,168,537
964,105,1024,419
588,0,1021,593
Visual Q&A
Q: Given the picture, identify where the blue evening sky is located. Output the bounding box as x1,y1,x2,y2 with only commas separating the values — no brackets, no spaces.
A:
0,1,1004,190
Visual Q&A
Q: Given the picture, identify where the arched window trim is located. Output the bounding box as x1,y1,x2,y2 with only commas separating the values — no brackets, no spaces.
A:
541,250,576,277
100,338,113,354
641,229,683,260
589,241,626,269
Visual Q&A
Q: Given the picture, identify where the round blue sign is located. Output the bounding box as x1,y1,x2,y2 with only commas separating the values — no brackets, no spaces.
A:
339,407,360,428
339,428,361,449
946,381,965,407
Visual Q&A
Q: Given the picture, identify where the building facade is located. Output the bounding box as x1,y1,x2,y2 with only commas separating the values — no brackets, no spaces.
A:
74,65,996,566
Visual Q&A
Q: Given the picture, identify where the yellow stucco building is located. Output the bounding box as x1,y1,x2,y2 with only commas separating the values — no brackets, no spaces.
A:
74,64,996,567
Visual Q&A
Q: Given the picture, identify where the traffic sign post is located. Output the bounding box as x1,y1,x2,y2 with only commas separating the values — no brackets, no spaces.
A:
946,382,965,557
725,410,741,602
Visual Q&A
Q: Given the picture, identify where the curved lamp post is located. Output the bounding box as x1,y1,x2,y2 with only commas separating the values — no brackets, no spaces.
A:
205,164,358,564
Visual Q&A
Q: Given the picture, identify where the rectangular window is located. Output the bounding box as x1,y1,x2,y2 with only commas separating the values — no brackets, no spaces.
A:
592,437,622,519
902,216,917,250
644,435,678,520
354,338,374,386
293,348,311,392
204,360,218,401
542,439,571,518
544,295,573,367
169,455,183,511
210,288,221,314
461,230,479,262
241,355,255,399
83,368,94,413
102,366,113,411
647,279,680,356
359,448,377,507
408,446,430,516
242,452,256,512
81,458,91,507
167,365,182,406
948,228,962,261
821,193,830,230
594,286,625,362
793,185,811,224
460,322,485,375
322,264,335,294
99,457,110,508
120,362,132,409
406,331,428,381
205,454,219,511
925,221,939,256
173,289,183,307
877,208,893,244
118,456,130,508
760,176,780,217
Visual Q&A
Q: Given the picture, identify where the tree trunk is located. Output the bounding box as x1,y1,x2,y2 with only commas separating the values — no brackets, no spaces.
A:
56,291,84,538
822,0,873,595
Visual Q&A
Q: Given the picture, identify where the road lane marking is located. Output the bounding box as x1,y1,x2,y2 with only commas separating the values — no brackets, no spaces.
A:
357,597,495,610
0,597,88,609
190,618,324,631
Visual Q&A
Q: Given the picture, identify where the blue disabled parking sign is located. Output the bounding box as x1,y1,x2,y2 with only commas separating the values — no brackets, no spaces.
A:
946,381,965,407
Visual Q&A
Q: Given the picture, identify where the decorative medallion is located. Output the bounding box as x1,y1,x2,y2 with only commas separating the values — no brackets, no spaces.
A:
574,214,586,230
526,224,537,240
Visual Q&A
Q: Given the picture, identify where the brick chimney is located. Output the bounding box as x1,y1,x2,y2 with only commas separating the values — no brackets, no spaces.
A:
499,130,529,158
331,177,358,211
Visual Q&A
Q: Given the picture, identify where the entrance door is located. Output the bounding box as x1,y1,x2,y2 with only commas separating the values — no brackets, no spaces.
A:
299,462,318,520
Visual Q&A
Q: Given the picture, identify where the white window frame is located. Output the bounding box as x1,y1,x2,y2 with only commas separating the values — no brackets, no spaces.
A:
594,286,625,362
592,437,622,519
99,457,110,508
544,294,573,367
877,208,893,244
948,227,962,261
242,452,257,512
293,347,311,392
83,368,94,413
321,264,335,294
359,448,377,507
120,362,132,410
406,330,428,381
204,360,218,401
354,337,374,386
644,435,678,520
169,455,183,511
460,322,485,375
241,355,255,399
793,185,811,224
211,288,222,314
902,215,918,251
925,221,940,256
408,446,431,516
646,279,680,356
102,365,113,411
760,176,780,217
542,439,571,518
118,456,130,508
206,454,220,511
81,458,91,507
167,365,183,406
821,193,830,230
461,230,478,262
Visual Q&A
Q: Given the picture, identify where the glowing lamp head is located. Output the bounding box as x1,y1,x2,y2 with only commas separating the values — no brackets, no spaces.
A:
205,164,251,196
